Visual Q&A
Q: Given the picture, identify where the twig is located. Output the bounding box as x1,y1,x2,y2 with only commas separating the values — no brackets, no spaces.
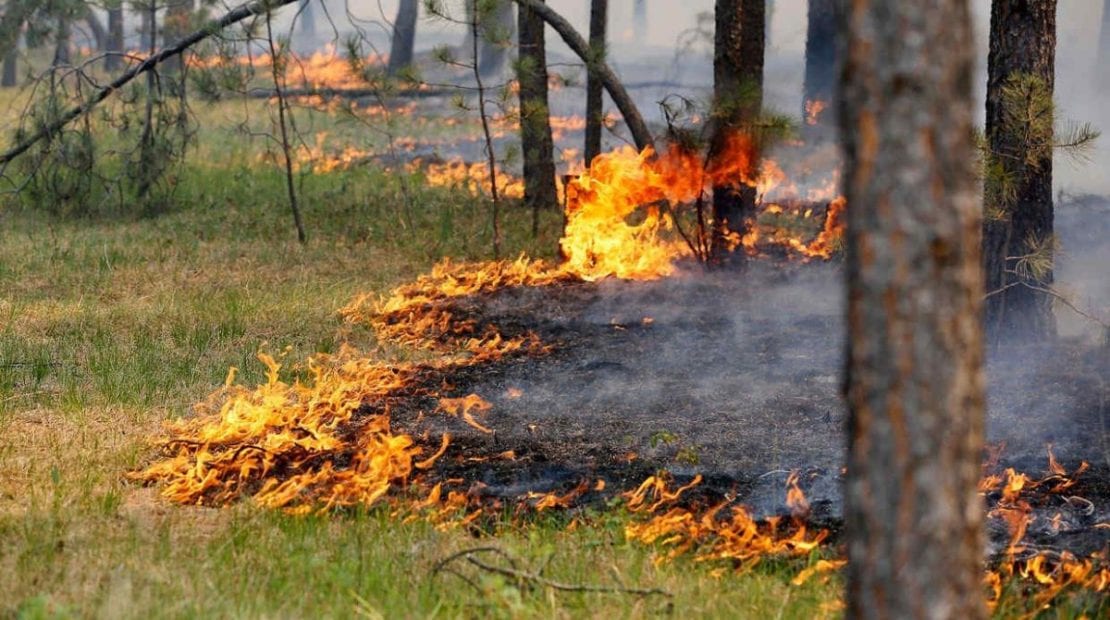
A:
264,9,307,244
469,1,502,259
434,547,672,598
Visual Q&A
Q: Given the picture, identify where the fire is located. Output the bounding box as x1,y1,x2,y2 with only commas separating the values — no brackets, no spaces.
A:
805,100,828,126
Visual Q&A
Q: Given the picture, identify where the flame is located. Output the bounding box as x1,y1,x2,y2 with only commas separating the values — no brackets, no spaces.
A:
804,100,828,126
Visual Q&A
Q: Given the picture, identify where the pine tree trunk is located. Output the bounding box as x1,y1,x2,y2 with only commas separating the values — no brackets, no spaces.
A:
585,0,607,164
84,10,107,51
1,50,14,88
476,0,514,78
106,6,124,72
802,0,838,136
517,0,558,234
1097,0,1110,91
163,0,196,75
983,0,1057,340
388,0,419,75
710,0,764,261
53,18,71,67
840,1,986,617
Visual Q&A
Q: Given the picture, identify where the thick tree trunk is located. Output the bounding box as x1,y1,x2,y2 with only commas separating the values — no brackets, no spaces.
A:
802,0,838,136
840,1,986,618
2,49,15,87
517,0,558,235
710,0,764,260
106,6,124,72
983,0,1057,339
388,0,419,75
585,0,607,164
1098,1,1110,91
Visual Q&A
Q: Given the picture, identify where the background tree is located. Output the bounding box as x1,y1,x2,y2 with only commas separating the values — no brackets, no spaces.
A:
106,1,124,72
710,0,764,260
298,0,316,37
983,0,1057,339
840,0,986,617
584,0,606,164
164,0,197,76
802,0,837,135
464,0,514,78
517,0,557,236
388,0,419,76
1098,0,1110,91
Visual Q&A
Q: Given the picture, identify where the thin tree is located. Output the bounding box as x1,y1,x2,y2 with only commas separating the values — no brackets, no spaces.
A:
710,0,764,260
53,15,71,67
585,0,606,164
106,2,124,72
802,0,837,134
983,0,1057,339
469,0,502,258
840,0,986,617
265,9,307,243
517,0,557,237
465,0,514,78
164,0,196,76
2,35,16,87
388,0,419,76
1100,0,1110,92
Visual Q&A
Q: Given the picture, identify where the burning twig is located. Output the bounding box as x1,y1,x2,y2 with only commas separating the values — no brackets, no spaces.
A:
433,547,672,598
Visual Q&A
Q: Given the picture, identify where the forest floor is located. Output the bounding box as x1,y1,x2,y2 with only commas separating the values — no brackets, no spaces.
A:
0,89,1106,617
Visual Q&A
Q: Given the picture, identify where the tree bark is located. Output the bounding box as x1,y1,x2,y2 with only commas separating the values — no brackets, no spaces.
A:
517,0,558,233
53,17,71,67
802,0,838,136
585,0,607,164
106,5,124,72
983,0,1057,339
840,1,986,618
388,0,419,76
163,0,197,76
471,0,514,78
511,0,653,151
710,0,764,260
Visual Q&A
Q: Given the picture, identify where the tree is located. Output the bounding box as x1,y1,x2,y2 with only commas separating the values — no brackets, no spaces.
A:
465,0,514,78
106,2,123,72
516,0,557,235
298,0,316,37
584,0,606,165
52,15,71,66
710,0,764,260
388,0,419,76
840,0,986,617
802,0,837,135
164,0,197,76
1100,0,1110,92
983,0,1057,339
1,35,15,87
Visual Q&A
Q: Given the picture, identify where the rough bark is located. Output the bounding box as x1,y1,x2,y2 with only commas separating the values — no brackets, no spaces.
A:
511,0,653,151
106,5,123,72
840,1,986,618
802,0,837,136
585,0,607,164
710,0,764,260
983,0,1057,339
388,0,419,75
517,0,558,230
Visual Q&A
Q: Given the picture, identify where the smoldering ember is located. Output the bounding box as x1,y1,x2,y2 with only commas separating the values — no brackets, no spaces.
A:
0,1,1108,618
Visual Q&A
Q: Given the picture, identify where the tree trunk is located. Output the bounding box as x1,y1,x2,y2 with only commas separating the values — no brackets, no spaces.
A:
299,0,317,37
802,0,838,136
2,50,15,88
388,0,419,76
710,0,764,260
517,0,558,235
633,0,646,40
84,9,107,51
53,18,71,67
1097,1,1110,91
474,0,514,78
983,0,1057,340
585,0,607,164
106,5,124,72
840,1,986,618
163,0,197,75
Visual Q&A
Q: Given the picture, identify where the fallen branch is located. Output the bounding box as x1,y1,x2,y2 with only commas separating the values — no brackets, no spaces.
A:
511,0,654,151
433,547,672,598
0,0,301,167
